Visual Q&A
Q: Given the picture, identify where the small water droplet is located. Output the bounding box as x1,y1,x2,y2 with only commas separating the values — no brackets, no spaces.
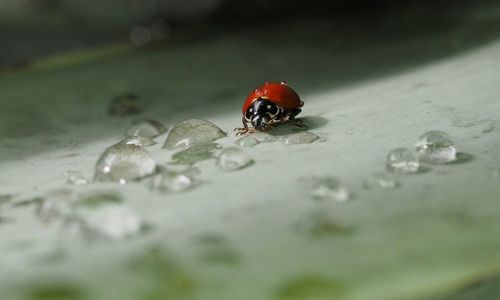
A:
234,132,278,147
94,142,157,183
295,211,353,238
303,176,350,202
482,124,495,133
147,167,198,193
364,172,400,189
216,147,253,171
415,130,457,164
386,148,420,173
64,171,88,185
108,93,143,117
162,119,226,150
126,119,167,138
280,132,319,145
170,143,221,165
35,189,77,223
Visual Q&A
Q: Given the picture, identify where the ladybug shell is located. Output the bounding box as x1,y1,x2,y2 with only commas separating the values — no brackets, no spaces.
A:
242,82,304,114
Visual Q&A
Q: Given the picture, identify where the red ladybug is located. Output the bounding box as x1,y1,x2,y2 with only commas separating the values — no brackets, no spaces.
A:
235,81,304,135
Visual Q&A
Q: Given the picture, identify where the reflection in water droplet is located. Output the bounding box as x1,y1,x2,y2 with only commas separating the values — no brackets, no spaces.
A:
64,171,88,185
234,132,278,147
171,143,221,165
303,176,350,202
94,142,156,183
121,135,157,147
415,130,457,164
126,119,167,138
386,148,420,173
108,93,143,117
364,172,400,189
216,147,253,171
162,119,226,150
280,132,319,145
147,167,198,193
295,211,353,238
276,275,343,300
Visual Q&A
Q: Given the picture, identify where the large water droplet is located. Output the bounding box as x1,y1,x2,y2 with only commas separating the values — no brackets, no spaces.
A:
386,148,420,173
234,132,278,147
280,132,319,145
162,119,226,150
216,147,253,171
364,172,400,189
147,167,198,193
64,171,88,185
304,176,350,202
94,142,157,184
108,93,143,117
170,143,221,165
126,119,167,138
415,130,457,163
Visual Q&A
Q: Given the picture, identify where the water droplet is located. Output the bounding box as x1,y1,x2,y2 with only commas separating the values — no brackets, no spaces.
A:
121,135,157,147
295,211,353,238
126,119,167,138
386,148,420,173
147,167,198,193
73,205,144,240
162,119,226,150
482,124,495,133
216,147,253,171
276,275,343,300
303,176,350,202
170,143,221,165
415,130,457,164
234,131,278,147
94,142,157,183
280,132,319,145
364,172,400,189
108,93,143,117
35,189,77,223
63,171,88,185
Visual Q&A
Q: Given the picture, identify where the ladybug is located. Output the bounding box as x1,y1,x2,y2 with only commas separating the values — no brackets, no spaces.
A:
235,81,305,135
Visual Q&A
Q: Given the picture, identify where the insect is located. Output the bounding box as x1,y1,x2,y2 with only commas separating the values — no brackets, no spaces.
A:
235,81,305,135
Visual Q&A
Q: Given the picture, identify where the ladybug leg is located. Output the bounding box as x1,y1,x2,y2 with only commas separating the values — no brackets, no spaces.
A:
292,118,307,129
234,116,253,135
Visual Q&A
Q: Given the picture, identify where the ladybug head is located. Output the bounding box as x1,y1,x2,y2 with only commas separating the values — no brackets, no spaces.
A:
245,98,282,130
